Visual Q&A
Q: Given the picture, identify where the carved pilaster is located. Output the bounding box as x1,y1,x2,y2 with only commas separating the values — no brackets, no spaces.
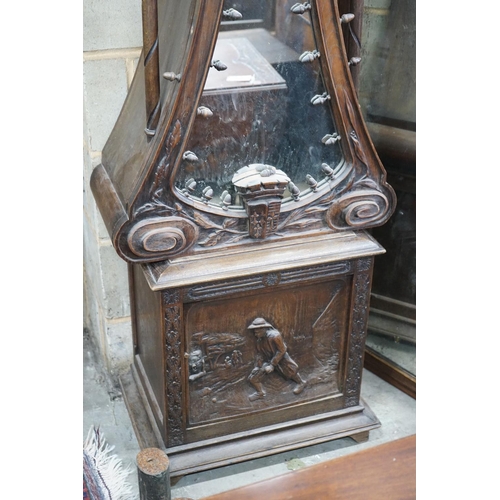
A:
164,292,183,446
344,258,373,407
356,257,372,272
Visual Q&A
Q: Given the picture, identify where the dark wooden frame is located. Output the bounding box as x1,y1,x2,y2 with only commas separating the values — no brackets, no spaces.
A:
364,115,416,400
364,346,416,400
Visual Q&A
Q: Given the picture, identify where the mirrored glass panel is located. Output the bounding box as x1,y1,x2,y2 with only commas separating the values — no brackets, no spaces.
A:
366,332,416,377
175,1,344,211
359,0,416,395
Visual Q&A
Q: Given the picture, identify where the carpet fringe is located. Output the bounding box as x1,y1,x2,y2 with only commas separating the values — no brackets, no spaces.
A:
83,426,135,500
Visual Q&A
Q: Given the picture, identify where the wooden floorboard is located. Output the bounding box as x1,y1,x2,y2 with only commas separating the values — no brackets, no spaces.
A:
200,434,416,500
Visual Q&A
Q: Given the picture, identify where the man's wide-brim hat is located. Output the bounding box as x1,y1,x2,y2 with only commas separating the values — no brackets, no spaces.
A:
248,317,273,329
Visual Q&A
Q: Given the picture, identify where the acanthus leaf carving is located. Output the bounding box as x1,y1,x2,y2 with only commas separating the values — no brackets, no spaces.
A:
134,190,249,251
192,211,219,230
148,120,182,199
198,231,224,247
126,78,395,259
196,216,247,247
134,187,178,217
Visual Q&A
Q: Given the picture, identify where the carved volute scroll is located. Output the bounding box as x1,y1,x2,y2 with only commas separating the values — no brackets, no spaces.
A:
90,0,396,264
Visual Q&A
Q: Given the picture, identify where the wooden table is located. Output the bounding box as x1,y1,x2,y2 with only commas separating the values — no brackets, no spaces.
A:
199,435,416,500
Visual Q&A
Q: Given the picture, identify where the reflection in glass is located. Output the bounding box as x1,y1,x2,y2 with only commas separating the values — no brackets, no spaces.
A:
359,0,416,394
366,332,416,376
358,0,416,131
175,3,344,210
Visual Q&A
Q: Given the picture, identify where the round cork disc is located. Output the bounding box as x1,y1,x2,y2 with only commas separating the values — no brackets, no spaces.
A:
137,448,170,475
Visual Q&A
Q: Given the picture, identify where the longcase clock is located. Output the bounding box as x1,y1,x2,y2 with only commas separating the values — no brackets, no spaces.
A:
90,0,396,476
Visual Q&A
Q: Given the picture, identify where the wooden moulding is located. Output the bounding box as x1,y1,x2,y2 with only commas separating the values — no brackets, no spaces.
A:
94,0,396,481
143,230,385,291
89,164,129,243
364,347,416,400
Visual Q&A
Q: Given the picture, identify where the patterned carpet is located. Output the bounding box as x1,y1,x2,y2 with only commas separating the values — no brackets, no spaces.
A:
83,426,134,500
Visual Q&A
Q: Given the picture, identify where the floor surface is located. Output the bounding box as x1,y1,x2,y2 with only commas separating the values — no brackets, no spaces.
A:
83,331,416,500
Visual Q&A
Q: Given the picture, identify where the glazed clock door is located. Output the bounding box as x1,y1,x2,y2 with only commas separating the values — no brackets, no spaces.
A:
175,1,345,214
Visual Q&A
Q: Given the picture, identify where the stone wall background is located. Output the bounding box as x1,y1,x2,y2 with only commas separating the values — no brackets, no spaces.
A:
83,0,142,380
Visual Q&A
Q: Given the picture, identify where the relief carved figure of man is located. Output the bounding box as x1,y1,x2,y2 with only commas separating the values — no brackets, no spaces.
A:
188,349,206,382
247,317,306,401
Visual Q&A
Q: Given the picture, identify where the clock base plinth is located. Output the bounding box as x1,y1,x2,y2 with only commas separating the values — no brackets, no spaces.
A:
120,363,380,477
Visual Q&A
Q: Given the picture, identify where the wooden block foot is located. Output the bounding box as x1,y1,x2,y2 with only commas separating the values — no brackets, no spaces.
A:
350,430,369,443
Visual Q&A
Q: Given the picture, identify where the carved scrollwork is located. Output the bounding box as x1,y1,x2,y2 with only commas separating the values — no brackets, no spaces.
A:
326,179,391,230
127,216,198,259
134,187,249,251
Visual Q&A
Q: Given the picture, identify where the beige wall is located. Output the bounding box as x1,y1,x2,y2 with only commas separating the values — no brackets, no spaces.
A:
83,0,142,378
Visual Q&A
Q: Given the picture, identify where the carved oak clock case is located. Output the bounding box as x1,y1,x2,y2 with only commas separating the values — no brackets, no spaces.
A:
90,0,396,477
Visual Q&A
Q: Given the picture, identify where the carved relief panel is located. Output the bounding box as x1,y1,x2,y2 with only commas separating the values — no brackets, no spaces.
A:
162,255,373,446
185,279,348,426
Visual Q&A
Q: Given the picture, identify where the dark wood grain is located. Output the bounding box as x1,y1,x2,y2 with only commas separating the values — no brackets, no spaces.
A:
89,164,128,242
124,237,385,476
90,0,396,265
130,264,166,441
92,0,398,479
142,0,161,135
200,434,416,500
